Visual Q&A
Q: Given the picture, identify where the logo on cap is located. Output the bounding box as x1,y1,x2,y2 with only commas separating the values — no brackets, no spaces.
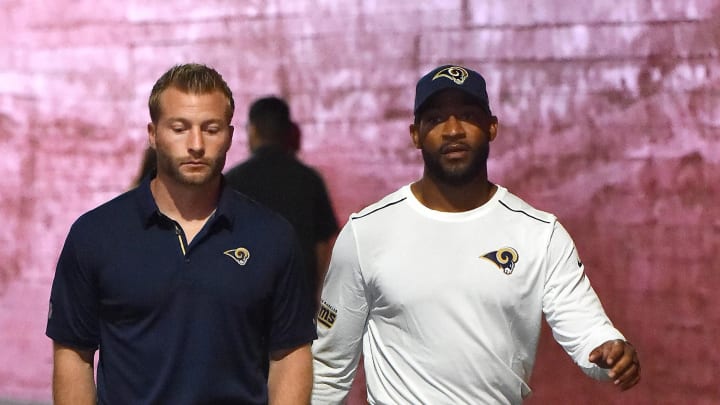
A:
432,66,469,85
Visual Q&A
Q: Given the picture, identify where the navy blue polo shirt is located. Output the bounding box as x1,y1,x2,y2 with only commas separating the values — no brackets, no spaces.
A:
46,176,317,405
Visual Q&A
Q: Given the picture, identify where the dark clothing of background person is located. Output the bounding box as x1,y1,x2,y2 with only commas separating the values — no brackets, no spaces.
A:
225,145,339,301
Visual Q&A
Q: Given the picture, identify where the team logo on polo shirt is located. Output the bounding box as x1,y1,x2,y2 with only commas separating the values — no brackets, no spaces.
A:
481,247,519,275
317,300,337,328
223,247,250,266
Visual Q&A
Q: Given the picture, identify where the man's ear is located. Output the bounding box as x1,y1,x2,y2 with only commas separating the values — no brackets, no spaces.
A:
147,123,157,148
225,125,235,153
409,123,421,149
488,117,499,142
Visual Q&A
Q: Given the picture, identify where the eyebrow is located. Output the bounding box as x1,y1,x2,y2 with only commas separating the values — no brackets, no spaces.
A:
164,117,227,125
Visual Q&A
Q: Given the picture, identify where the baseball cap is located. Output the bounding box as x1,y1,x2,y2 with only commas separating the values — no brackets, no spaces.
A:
413,65,492,115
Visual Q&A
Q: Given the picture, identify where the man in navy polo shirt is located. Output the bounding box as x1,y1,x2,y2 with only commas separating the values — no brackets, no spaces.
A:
46,63,316,404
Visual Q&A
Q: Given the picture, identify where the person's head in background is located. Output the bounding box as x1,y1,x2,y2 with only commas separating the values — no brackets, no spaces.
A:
246,96,294,154
146,63,235,188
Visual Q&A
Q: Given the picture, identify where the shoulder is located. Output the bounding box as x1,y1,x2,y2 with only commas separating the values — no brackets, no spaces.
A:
224,160,253,183
275,156,326,182
349,187,408,222
223,187,280,217
222,187,296,233
62,189,141,251
493,186,557,226
291,158,321,174
72,189,138,230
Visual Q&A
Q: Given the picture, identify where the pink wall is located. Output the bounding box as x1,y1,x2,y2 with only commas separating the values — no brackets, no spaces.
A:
1,1,718,403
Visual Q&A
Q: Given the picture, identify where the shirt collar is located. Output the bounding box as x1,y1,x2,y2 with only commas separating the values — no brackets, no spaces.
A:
135,174,234,231
213,178,235,230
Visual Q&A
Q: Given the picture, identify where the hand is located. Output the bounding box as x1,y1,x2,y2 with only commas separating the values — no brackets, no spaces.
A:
588,339,640,390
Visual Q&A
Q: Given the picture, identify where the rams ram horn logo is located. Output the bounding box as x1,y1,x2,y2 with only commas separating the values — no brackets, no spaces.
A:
481,247,519,275
432,66,469,85
224,247,250,266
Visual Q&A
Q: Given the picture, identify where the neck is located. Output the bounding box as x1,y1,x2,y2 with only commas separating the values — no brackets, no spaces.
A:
150,175,221,222
411,176,497,212
252,141,285,154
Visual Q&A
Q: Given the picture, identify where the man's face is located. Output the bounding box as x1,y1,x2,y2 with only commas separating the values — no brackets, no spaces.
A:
410,89,497,186
147,87,234,187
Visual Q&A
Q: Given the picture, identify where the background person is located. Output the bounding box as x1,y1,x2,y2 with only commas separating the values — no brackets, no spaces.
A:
225,96,339,306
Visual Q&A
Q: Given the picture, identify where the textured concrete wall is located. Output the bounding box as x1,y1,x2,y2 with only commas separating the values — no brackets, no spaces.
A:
0,0,718,403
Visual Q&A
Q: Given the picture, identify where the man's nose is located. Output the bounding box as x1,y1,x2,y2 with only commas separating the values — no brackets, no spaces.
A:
187,127,205,152
442,115,465,137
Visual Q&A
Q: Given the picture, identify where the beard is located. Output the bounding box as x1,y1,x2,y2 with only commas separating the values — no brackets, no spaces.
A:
156,151,226,187
421,143,489,186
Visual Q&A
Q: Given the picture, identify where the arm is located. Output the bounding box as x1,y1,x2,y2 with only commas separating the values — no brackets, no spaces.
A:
266,225,317,404
48,226,101,404
53,342,96,405
312,223,369,404
313,176,339,298
314,238,333,303
542,222,630,381
268,344,313,405
589,339,641,390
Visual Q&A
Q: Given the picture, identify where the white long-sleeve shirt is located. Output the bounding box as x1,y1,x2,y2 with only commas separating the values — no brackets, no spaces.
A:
312,185,624,405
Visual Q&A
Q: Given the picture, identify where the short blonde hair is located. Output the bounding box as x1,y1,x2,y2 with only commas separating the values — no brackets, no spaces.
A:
148,63,235,125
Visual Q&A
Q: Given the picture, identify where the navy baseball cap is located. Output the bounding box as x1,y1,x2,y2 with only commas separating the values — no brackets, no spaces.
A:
413,65,492,115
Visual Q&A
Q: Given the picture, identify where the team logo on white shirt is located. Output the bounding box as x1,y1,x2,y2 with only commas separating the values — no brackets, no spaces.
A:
223,247,250,266
481,247,519,275
317,300,338,328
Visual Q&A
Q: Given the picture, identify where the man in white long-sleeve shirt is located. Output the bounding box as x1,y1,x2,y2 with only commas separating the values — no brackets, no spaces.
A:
312,65,641,404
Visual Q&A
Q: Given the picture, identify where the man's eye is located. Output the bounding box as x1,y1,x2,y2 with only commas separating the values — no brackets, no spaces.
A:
172,127,186,133
205,127,220,134
426,116,444,125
